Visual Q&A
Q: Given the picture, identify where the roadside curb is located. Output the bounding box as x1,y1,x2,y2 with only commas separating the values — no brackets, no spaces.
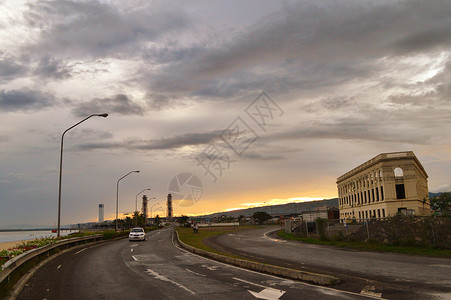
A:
173,229,340,286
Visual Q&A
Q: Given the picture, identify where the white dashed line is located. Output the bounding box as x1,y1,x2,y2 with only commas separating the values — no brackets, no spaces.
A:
185,268,207,277
57,265,61,270
132,255,138,261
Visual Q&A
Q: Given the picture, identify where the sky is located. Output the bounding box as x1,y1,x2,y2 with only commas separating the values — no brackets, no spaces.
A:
0,0,450,227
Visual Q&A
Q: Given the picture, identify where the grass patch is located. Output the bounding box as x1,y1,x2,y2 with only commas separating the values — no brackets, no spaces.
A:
277,230,451,258
176,226,260,258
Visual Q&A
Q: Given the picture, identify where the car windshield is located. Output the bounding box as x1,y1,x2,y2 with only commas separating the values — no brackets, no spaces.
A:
131,228,144,233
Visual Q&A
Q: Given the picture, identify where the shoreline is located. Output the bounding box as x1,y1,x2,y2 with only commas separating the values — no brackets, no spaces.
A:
0,240,25,251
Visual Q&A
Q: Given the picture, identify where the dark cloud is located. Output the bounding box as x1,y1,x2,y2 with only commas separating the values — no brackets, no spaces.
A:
0,89,55,112
136,0,451,107
72,94,145,117
33,56,71,79
0,57,27,82
241,151,284,161
272,122,429,145
23,0,190,58
75,130,222,151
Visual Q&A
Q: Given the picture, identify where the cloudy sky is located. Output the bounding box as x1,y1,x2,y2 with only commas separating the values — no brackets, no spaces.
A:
0,0,450,227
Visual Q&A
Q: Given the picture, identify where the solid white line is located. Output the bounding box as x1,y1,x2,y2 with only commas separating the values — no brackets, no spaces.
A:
233,277,283,292
147,268,196,295
74,248,87,255
172,229,383,300
132,255,138,261
263,228,286,243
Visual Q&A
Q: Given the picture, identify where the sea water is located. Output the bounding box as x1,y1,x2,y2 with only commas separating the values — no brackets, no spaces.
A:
0,230,77,243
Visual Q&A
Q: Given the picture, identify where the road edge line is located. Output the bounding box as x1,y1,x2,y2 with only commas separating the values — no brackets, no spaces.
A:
173,228,340,286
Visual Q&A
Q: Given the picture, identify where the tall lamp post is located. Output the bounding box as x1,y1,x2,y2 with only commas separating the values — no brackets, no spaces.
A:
57,113,108,238
150,202,159,220
116,170,140,231
135,188,151,227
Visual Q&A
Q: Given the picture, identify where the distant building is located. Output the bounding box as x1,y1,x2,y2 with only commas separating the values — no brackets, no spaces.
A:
337,151,430,221
98,204,104,223
302,207,328,222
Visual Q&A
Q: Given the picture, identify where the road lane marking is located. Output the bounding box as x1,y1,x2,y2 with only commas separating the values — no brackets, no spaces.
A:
263,229,286,243
249,288,285,300
233,277,285,300
360,286,382,298
185,268,207,277
131,248,134,252
202,264,219,271
74,248,87,255
57,265,61,270
172,229,382,299
132,255,138,261
430,264,451,268
233,277,283,291
146,268,195,295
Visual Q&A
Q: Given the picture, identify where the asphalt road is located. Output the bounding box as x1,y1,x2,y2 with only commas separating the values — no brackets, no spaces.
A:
206,227,451,300
17,228,373,300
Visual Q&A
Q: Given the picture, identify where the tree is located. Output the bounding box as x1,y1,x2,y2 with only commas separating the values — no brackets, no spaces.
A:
124,216,133,229
178,215,189,225
430,192,451,215
252,211,272,224
238,215,246,224
154,215,162,226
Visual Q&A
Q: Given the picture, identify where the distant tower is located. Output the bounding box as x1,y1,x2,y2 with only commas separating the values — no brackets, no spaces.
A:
98,204,104,223
167,194,173,221
142,195,148,225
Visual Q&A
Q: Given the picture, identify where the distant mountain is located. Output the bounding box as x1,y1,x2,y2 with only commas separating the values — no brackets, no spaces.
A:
429,191,450,198
0,224,53,230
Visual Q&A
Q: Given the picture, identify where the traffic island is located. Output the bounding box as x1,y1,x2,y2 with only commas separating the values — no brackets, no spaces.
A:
174,227,340,286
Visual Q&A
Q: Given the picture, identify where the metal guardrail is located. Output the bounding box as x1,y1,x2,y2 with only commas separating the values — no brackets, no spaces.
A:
0,234,103,298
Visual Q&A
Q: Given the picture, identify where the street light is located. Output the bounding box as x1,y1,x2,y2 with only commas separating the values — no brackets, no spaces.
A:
150,202,159,220
135,188,151,227
57,113,108,238
116,170,140,231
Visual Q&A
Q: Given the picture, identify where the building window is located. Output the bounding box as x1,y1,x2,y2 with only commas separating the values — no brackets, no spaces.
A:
381,186,384,201
364,191,367,203
382,209,385,218
396,184,406,199
394,167,404,177
377,209,381,218
376,187,379,201
372,189,375,203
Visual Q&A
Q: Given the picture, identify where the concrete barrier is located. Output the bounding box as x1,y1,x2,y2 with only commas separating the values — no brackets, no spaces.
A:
173,230,340,286
0,234,103,299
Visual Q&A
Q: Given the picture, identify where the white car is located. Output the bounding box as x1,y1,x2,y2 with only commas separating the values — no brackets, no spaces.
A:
129,227,146,241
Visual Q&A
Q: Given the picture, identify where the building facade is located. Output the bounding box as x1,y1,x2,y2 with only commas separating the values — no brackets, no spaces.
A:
337,151,430,221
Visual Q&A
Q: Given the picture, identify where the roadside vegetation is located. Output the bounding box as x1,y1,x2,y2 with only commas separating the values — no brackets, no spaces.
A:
277,230,451,258
175,226,259,258
0,227,162,267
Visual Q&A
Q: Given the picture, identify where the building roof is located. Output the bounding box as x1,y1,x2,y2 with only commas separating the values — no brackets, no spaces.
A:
337,151,428,183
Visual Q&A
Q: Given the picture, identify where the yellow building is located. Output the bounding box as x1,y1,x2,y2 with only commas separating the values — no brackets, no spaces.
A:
337,151,430,221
